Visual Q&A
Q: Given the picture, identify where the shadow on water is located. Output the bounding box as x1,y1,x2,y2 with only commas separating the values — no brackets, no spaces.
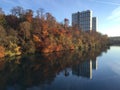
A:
0,46,110,90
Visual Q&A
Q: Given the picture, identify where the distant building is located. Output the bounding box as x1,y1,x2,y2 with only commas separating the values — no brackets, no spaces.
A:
72,10,97,31
92,17,97,31
64,18,69,27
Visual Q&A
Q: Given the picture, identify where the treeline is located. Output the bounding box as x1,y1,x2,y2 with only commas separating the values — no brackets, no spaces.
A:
109,37,120,45
0,6,108,58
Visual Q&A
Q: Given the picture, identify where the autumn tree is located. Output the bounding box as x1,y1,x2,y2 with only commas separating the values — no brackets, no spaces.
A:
19,21,35,54
36,8,44,19
5,15,19,29
22,40,36,54
19,21,31,41
0,25,6,45
25,9,33,23
10,6,26,22
0,8,6,27
0,25,7,46
46,12,56,26
0,46,5,58
11,6,24,18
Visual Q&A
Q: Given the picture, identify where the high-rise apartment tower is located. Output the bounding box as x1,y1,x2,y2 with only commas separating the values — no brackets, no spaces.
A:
72,10,97,31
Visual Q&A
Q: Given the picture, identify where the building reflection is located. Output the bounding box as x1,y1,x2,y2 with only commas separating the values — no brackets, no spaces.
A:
92,58,98,70
72,58,98,79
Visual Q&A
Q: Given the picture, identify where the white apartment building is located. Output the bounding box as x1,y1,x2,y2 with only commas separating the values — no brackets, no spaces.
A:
72,10,97,31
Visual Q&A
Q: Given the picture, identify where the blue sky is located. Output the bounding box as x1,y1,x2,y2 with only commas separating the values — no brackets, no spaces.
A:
0,0,120,36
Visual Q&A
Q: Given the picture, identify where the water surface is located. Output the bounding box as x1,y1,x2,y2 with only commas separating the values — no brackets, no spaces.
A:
0,46,120,90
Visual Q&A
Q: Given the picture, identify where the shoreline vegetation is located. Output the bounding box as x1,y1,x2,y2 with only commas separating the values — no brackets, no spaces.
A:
109,37,120,45
0,6,108,58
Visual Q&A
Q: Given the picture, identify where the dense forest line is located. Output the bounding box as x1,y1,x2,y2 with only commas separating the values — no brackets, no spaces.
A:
0,6,108,58
109,37,120,45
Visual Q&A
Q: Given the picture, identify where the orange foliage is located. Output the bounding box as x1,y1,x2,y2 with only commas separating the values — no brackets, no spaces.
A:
55,44,63,51
41,42,55,53
33,35,41,43
26,15,32,23
70,45,74,50
33,34,44,52
43,48,50,53
0,46,5,58
25,9,33,23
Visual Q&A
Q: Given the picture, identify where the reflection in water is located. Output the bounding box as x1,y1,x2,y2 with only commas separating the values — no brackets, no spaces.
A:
72,58,97,79
92,58,98,70
0,46,109,90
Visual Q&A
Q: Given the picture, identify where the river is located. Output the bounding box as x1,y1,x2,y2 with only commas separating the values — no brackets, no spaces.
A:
0,46,120,90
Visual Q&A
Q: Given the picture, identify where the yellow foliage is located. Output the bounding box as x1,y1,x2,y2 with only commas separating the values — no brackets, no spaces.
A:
5,42,21,57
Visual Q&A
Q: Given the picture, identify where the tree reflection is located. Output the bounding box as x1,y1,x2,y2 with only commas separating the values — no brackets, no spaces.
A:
0,46,109,89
